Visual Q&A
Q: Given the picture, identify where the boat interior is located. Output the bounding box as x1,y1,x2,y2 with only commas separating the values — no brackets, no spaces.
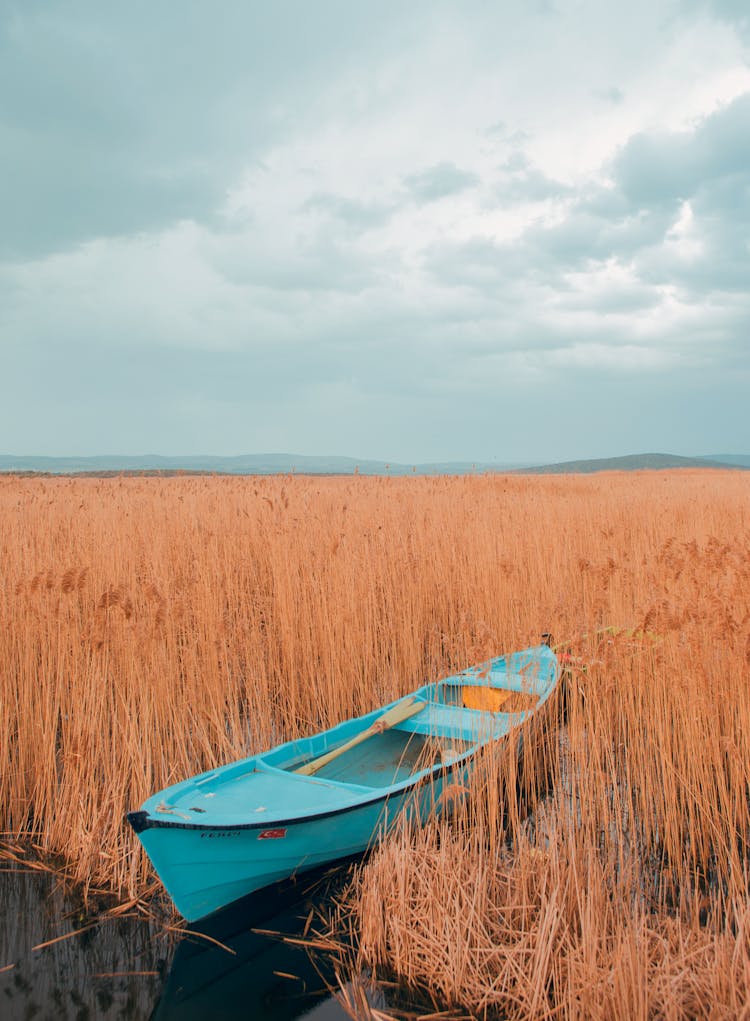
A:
301,729,466,787
145,651,557,822
258,665,550,791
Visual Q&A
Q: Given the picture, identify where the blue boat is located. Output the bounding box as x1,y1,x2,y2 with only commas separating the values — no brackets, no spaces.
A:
128,643,559,921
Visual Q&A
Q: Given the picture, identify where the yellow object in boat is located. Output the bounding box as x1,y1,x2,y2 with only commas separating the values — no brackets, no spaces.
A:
462,686,539,713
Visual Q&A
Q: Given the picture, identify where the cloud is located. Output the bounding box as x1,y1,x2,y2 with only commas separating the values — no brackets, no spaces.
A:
301,193,396,234
613,92,750,207
2,0,749,460
0,3,418,259
491,152,571,204
415,85,750,402
607,92,750,301
683,0,750,38
593,86,625,104
404,162,480,202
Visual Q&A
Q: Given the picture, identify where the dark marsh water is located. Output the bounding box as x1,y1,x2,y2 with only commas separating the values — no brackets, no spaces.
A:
0,861,382,1021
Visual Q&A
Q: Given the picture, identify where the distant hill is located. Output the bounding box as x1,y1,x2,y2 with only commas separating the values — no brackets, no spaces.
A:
0,453,527,476
518,452,746,474
1,452,746,477
700,454,750,469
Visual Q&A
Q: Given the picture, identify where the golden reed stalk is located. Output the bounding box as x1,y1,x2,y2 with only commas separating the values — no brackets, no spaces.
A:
1,470,749,1016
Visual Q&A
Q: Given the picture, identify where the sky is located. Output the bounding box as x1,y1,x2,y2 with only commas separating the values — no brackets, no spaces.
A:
1,0,749,463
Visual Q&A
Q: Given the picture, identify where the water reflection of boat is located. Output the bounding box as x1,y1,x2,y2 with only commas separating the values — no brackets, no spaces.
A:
151,862,360,1021
130,644,559,921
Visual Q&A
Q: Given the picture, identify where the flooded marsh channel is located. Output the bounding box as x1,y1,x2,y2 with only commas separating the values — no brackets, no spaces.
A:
0,861,366,1020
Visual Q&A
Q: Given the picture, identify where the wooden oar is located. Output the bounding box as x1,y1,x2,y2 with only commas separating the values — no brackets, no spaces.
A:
295,697,426,777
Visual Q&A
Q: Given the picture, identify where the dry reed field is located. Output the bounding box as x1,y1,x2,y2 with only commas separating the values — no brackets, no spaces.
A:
2,470,749,1018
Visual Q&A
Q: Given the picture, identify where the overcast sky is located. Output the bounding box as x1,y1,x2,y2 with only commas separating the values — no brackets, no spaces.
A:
1,1,749,462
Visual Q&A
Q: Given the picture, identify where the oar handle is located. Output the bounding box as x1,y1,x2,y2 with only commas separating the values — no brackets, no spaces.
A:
295,697,425,777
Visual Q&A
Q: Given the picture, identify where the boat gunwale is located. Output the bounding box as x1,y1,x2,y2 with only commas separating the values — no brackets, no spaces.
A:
133,712,497,834
127,751,471,834
129,647,559,835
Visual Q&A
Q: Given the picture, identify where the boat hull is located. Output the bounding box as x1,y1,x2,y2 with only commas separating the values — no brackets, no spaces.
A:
130,769,459,921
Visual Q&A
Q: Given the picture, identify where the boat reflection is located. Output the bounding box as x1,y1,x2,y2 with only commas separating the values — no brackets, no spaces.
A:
152,858,367,1021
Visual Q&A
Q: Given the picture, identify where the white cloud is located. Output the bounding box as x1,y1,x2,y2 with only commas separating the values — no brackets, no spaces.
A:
2,0,749,459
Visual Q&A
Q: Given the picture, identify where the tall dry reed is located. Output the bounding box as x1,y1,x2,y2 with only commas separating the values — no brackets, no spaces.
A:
342,474,750,1019
1,470,748,1015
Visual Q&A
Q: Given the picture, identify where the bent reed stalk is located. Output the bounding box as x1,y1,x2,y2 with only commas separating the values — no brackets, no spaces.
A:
2,471,749,1016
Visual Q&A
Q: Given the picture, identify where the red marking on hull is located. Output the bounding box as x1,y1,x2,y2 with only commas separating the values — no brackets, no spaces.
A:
258,828,287,840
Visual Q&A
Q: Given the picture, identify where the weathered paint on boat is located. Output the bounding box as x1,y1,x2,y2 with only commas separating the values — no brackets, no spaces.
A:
128,644,558,921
